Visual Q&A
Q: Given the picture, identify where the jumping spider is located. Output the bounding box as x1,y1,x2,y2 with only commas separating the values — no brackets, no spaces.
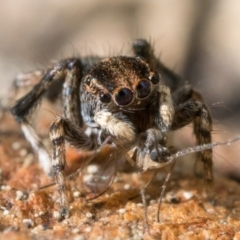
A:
11,39,214,221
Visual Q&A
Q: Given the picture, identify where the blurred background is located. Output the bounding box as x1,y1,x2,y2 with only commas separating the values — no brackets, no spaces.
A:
0,0,239,177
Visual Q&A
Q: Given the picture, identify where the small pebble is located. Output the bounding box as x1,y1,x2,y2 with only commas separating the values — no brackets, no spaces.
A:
72,228,79,234
3,210,10,215
86,212,93,218
73,235,85,240
132,233,143,240
12,142,21,150
34,211,45,217
73,191,81,198
53,211,61,220
219,219,227,224
1,185,11,191
16,190,24,200
22,219,34,228
19,149,28,157
31,225,44,234
118,208,126,214
182,191,194,200
85,227,92,232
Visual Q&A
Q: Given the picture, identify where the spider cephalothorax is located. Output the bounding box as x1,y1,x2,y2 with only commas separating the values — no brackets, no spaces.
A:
10,39,213,221
81,56,169,145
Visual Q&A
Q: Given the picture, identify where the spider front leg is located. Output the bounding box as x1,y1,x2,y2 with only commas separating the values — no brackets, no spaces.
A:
49,117,96,219
172,85,213,191
49,59,97,218
11,58,82,174
133,84,175,168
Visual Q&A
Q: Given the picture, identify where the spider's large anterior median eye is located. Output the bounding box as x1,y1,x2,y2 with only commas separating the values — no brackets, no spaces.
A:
151,72,160,84
115,88,133,106
99,92,111,103
136,80,151,98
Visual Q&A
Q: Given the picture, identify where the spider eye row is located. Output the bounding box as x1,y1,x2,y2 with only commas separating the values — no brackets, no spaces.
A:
99,72,160,106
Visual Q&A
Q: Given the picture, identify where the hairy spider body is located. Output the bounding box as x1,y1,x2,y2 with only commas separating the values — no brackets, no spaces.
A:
11,39,213,220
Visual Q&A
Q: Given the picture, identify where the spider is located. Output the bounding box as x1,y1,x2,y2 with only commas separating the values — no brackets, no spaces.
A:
10,39,214,222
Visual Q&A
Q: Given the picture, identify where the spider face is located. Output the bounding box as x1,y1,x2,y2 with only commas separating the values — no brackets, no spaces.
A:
80,56,160,132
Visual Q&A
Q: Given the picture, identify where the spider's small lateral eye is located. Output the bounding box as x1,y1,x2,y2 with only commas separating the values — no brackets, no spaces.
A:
99,92,111,104
115,88,133,106
151,72,160,84
136,80,151,98
85,76,91,85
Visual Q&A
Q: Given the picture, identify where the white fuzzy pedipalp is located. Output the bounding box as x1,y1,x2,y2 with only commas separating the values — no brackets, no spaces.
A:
94,110,135,142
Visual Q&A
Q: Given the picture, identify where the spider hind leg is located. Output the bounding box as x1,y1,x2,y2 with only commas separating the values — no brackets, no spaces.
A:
172,86,213,193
